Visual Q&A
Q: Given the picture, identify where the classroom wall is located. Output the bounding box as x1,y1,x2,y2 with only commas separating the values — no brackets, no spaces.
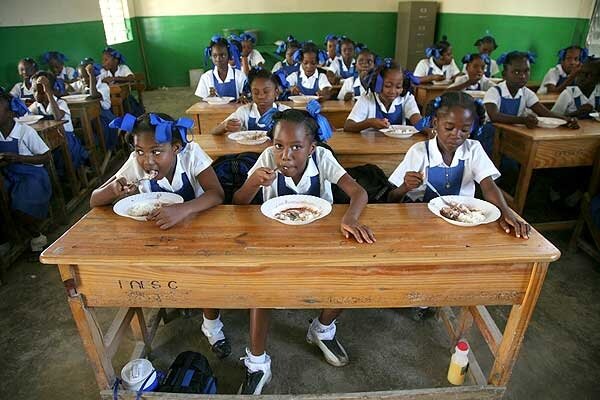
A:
0,0,594,88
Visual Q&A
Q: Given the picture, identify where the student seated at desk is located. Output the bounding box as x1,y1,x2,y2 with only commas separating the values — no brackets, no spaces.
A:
414,36,461,84
462,35,500,78
0,92,52,252
286,42,332,99
28,71,89,173
450,53,497,92
337,48,375,101
344,59,422,132
552,58,600,118
9,58,39,100
272,35,300,76
196,36,247,101
323,33,340,68
90,112,230,358
69,58,118,151
237,32,265,76
327,37,356,85
99,47,144,116
233,105,374,394
538,45,589,95
42,51,78,83
210,68,290,135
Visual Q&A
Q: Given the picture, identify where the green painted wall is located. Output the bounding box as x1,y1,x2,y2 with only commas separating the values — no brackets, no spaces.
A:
1,12,590,88
436,13,590,81
0,19,144,89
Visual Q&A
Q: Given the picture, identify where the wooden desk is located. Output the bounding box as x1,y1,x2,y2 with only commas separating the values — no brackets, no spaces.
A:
196,131,426,175
66,97,107,176
109,83,131,117
185,100,354,135
415,84,451,108
537,93,559,107
40,204,559,398
493,120,600,216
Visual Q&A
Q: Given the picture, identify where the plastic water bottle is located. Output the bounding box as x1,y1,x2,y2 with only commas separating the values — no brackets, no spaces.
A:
447,340,469,385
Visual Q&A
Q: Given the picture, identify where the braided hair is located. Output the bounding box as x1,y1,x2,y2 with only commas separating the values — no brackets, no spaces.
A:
424,91,486,134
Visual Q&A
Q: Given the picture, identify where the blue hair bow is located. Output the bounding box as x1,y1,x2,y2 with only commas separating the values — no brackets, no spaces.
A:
10,96,29,117
525,51,536,64
433,96,442,109
149,113,194,148
103,47,126,64
228,40,241,69
273,68,289,89
292,49,302,63
496,52,508,65
355,42,366,53
324,33,338,46
306,100,332,142
228,34,242,43
42,51,67,64
414,115,432,131
383,58,393,68
404,70,420,85
425,47,441,59
317,50,328,66
275,41,287,56
239,32,256,43
211,34,223,43
109,113,137,132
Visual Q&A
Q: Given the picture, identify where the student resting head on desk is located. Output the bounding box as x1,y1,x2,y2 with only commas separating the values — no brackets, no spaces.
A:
538,45,589,95
0,91,52,252
89,112,230,358
233,103,374,395
9,57,39,100
271,35,300,76
210,68,290,135
413,35,461,84
551,57,600,118
285,42,333,99
337,47,376,101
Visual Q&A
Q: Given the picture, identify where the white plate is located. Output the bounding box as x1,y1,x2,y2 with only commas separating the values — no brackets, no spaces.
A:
204,96,235,105
589,112,600,122
288,95,319,104
113,192,184,221
432,80,452,86
14,115,44,125
537,117,567,129
261,195,332,225
62,94,89,102
379,125,419,138
465,90,487,99
427,195,501,227
227,130,270,145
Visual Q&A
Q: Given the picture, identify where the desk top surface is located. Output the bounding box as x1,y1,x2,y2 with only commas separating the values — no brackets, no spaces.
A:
494,120,600,141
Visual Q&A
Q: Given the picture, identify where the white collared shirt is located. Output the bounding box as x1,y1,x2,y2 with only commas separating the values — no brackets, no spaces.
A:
347,92,420,126
324,56,339,68
483,81,539,119
57,66,78,81
247,49,265,68
461,59,500,77
113,142,213,200
10,82,34,98
414,57,460,78
195,65,248,98
0,122,49,166
285,66,332,91
450,75,496,92
328,57,355,79
337,76,369,100
70,80,112,110
248,146,347,203
224,102,291,130
538,64,568,94
98,64,134,80
388,138,500,201
28,96,74,132
552,84,600,115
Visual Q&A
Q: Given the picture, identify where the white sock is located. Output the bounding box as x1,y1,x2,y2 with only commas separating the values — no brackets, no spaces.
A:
201,314,225,345
311,318,336,340
244,348,270,372
249,351,266,364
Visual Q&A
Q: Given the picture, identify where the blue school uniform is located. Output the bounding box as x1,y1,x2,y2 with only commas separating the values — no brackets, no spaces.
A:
276,153,320,197
213,69,240,98
422,143,464,202
335,58,356,79
281,61,300,76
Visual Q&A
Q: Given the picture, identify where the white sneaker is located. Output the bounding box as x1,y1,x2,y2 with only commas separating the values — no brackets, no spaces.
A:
201,319,231,358
306,319,349,367
30,234,47,252
238,349,272,395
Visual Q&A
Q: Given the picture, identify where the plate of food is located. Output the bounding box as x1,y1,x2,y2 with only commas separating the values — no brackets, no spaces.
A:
380,125,419,138
427,195,500,227
465,90,487,99
261,194,332,225
204,96,235,105
288,95,319,104
14,114,44,125
537,117,567,129
589,112,600,122
62,94,90,102
228,130,270,145
113,192,184,221
432,80,452,86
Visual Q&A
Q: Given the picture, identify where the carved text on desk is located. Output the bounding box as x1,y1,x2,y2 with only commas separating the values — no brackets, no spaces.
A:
117,279,178,290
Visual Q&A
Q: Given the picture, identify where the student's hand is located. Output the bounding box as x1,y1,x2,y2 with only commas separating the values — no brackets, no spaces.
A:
524,115,538,129
563,116,579,129
249,167,277,188
102,77,115,84
148,203,188,230
568,63,582,78
468,75,481,85
577,104,594,115
340,216,376,244
225,118,242,132
208,87,218,97
290,86,301,95
0,153,22,164
343,92,354,102
431,74,445,82
499,209,530,239
36,76,52,92
110,177,137,197
404,171,424,191
85,64,94,77
369,118,390,129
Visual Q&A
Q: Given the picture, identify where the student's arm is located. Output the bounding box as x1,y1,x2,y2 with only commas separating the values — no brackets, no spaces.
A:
90,175,137,207
485,103,537,128
448,77,477,91
0,151,50,166
148,167,225,229
530,102,579,128
37,76,65,120
86,65,102,100
480,176,530,239
544,66,581,94
317,86,332,100
241,56,251,76
232,168,276,204
335,173,375,243
344,96,389,132
210,117,242,135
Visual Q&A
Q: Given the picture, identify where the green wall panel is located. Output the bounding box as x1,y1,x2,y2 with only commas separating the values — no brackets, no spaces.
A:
0,19,144,89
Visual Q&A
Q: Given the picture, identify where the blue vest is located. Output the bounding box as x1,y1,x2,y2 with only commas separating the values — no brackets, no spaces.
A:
298,72,321,95
375,96,406,125
494,86,521,116
276,152,320,197
281,61,300,76
247,106,277,130
150,171,197,202
337,58,355,79
423,141,465,202
212,68,239,99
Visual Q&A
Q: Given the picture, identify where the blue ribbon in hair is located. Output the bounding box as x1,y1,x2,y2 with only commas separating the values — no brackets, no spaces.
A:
109,113,137,132
404,70,420,85
42,51,67,64
306,100,332,142
425,47,441,59
239,32,256,43
149,113,194,148
103,47,126,64
10,96,29,117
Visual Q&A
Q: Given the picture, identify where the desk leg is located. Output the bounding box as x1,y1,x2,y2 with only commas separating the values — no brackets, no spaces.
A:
195,115,202,135
80,111,101,177
55,128,81,197
488,262,549,386
512,142,538,215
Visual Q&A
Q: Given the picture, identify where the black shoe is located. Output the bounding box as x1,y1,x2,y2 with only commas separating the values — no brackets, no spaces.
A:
238,351,272,395
306,325,349,367
412,307,435,321
211,338,231,359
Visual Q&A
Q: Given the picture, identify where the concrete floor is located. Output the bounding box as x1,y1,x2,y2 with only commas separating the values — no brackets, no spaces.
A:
1,88,599,399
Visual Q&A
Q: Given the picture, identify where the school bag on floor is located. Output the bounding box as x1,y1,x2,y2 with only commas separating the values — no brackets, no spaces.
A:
212,152,262,204
159,351,217,394
333,164,392,204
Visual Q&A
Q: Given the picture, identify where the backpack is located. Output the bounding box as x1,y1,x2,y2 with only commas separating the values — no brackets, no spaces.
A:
212,152,262,204
159,351,217,394
333,164,392,204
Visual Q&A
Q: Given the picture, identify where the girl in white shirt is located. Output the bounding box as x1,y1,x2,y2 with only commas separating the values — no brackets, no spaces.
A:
451,54,496,92
272,36,300,76
462,35,500,78
196,36,247,101
9,58,38,100
337,48,375,101
414,36,461,84
285,42,332,99
42,51,78,83
237,32,265,76
551,59,600,117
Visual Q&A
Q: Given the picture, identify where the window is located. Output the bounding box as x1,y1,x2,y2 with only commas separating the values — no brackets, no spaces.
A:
587,0,600,56
99,0,132,45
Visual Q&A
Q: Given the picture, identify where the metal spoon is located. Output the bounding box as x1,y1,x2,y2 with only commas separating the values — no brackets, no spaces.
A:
425,180,453,206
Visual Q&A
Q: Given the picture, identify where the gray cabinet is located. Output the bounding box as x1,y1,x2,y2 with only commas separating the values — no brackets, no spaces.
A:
394,1,439,71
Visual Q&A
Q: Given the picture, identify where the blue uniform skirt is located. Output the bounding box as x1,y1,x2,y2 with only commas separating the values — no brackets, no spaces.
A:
99,108,118,151
53,130,89,174
3,163,52,219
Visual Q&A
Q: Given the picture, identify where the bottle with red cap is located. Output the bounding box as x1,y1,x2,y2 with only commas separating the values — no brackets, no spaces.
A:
447,340,469,385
